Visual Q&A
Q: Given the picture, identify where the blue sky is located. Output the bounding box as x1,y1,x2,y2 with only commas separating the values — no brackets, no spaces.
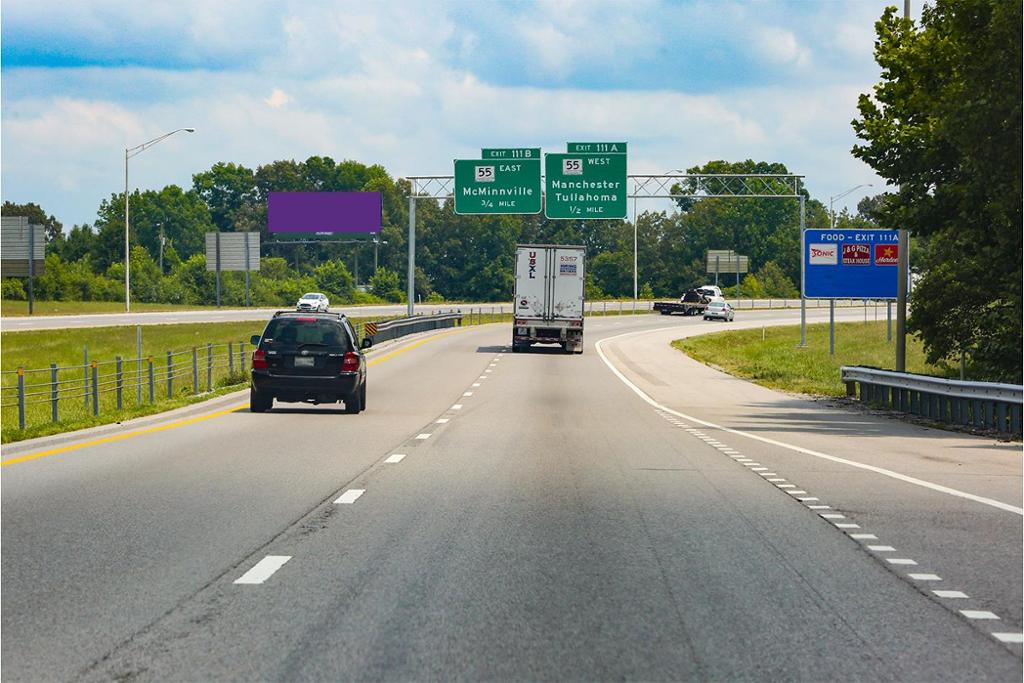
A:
1,0,911,229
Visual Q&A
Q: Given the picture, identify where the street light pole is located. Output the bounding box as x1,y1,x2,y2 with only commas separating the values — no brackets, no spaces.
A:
124,127,195,312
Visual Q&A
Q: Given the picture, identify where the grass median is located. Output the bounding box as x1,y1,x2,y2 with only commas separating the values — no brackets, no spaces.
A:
673,320,956,397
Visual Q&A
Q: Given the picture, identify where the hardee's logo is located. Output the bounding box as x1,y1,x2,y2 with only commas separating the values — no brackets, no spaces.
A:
874,244,898,265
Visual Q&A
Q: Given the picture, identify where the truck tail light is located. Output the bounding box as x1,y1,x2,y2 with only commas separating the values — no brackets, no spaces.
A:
252,349,268,369
341,352,360,373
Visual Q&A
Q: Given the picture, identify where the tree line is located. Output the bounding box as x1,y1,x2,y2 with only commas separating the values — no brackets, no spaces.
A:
3,158,862,309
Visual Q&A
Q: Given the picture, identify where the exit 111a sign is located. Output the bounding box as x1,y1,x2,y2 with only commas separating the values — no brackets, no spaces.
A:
803,229,900,299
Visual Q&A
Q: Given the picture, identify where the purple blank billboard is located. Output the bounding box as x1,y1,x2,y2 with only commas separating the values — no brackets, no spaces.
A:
268,192,382,233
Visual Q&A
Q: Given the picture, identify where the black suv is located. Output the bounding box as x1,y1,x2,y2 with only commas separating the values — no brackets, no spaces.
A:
249,311,371,413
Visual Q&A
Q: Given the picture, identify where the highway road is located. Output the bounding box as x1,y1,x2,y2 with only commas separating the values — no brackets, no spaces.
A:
2,309,1020,681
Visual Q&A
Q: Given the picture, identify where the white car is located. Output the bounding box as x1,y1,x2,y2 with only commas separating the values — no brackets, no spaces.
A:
296,292,330,312
703,300,735,322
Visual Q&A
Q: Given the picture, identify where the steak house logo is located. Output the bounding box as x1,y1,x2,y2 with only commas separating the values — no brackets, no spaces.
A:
528,251,537,279
842,244,870,265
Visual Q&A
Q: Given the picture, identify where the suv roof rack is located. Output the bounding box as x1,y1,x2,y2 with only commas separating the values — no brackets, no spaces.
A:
272,310,348,318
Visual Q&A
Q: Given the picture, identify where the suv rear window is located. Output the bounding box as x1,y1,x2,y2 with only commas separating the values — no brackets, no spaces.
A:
261,318,351,351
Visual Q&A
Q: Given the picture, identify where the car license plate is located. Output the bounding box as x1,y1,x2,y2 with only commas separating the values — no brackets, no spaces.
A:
294,356,315,367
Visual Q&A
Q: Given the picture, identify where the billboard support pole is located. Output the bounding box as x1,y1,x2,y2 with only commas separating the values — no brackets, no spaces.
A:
27,224,35,315
407,197,416,317
798,193,807,348
715,256,719,287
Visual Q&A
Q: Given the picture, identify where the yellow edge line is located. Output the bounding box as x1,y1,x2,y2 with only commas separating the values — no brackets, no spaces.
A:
2,326,466,467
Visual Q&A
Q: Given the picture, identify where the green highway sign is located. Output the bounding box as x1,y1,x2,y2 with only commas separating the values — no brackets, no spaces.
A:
567,142,627,154
454,158,542,215
481,148,541,160
544,152,628,219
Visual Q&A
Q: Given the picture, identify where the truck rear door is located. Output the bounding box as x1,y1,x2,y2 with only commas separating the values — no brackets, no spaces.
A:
515,247,549,319
551,248,584,319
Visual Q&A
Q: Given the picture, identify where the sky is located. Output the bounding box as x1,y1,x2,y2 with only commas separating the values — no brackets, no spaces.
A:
0,0,914,230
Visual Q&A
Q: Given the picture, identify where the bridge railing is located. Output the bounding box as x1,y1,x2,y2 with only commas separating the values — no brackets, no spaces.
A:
841,366,1023,437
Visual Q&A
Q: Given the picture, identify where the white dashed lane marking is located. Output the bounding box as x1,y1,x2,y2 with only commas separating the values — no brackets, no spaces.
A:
960,610,1000,620
435,418,449,424
385,454,406,464
234,555,291,585
463,392,473,396
452,404,463,410
651,405,1016,644
334,489,365,505
415,433,431,440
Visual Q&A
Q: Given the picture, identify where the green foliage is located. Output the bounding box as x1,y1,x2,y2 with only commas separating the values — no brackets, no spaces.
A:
639,282,654,299
369,267,402,302
313,259,355,302
2,278,26,300
852,0,1022,381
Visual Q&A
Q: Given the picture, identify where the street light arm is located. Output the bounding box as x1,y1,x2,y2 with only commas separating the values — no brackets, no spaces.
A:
829,182,873,205
126,128,195,158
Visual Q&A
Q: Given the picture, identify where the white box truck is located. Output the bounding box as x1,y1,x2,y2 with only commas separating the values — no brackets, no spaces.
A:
512,244,586,353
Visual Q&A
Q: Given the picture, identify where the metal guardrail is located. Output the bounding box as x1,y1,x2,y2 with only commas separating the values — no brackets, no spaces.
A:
363,312,463,345
841,366,1023,436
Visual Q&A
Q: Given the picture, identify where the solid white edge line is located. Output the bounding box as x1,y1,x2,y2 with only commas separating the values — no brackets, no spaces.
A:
594,327,1024,516
234,555,291,584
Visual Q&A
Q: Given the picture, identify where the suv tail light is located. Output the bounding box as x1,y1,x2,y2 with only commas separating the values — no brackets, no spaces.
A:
252,348,268,369
341,352,360,373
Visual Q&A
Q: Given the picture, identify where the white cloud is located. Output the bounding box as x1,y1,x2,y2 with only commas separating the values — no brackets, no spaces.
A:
264,89,292,108
753,27,812,68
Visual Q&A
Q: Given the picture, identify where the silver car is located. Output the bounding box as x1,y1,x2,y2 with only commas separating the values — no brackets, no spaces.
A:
703,300,735,322
296,292,330,312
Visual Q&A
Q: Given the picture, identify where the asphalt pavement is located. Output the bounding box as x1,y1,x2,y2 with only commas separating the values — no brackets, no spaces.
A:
2,309,1020,681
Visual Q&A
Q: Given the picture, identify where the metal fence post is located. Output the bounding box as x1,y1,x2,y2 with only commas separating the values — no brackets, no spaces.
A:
239,342,245,372
50,363,59,423
229,342,234,374
167,351,173,398
148,357,155,403
17,368,25,430
207,343,213,391
91,361,99,416
116,356,123,410
83,346,89,409
192,348,199,395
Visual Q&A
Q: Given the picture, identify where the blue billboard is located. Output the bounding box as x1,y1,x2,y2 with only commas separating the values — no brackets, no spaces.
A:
804,229,899,299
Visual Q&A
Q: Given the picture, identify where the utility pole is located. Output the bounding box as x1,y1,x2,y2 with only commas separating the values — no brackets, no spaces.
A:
896,0,910,371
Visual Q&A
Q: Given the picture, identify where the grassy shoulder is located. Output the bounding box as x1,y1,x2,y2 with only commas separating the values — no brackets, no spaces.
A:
673,321,956,397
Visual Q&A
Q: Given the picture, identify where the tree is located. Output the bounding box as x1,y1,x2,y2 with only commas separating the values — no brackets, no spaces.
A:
313,259,355,302
369,267,402,302
192,162,258,233
1,201,64,243
852,0,1022,381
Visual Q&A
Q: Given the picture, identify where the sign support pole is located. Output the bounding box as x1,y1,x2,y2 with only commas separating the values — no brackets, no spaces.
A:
798,193,807,347
244,232,251,307
829,300,836,355
27,224,35,315
215,231,221,308
887,301,893,341
407,197,416,317
895,229,909,370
